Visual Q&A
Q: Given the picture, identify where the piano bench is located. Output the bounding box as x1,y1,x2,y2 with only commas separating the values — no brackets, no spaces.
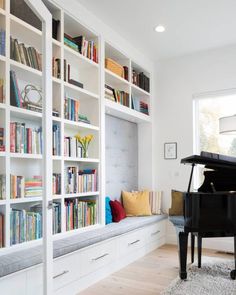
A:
169,215,202,267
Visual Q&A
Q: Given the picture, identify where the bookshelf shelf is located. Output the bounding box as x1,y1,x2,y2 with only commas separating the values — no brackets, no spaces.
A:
0,54,6,62
52,38,61,47
52,156,62,161
64,81,99,100
10,106,42,120
9,197,42,204
63,119,99,131
131,83,150,98
10,13,42,37
52,76,61,84
64,44,99,69
53,194,62,199
0,103,6,109
64,157,99,163
0,152,5,157
0,200,6,205
0,8,6,16
105,68,129,87
105,99,151,123
10,153,43,159
10,59,42,79
65,191,99,198
52,116,61,122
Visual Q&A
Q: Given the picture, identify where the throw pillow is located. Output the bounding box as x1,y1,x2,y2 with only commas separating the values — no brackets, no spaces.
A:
109,200,126,222
122,190,152,216
169,190,184,216
105,196,113,224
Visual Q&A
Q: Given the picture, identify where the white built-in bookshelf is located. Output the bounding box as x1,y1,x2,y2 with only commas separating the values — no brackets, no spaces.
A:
0,0,153,254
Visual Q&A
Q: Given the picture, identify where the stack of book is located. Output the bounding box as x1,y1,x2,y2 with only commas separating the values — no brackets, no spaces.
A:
53,202,61,234
132,70,150,93
10,37,42,71
0,213,3,248
132,97,149,115
65,198,97,231
0,127,5,151
10,207,42,245
0,30,5,56
0,78,4,103
64,33,98,63
149,191,162,215
52,57,61,79
10,175,42,199
0,175,5,200
64,97,80,122
64,136,82,158
10,122,43,154
64,59,83,88
65,167,97,194
52,173,61,195
105,84,129,107
25,176,42,198
140,101,149,115
52,124,61,156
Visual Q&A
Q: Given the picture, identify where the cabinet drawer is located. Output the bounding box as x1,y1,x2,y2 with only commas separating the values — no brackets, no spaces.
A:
147,220,166,243
118,228,146,257
53,251,82,291
79,239,117,277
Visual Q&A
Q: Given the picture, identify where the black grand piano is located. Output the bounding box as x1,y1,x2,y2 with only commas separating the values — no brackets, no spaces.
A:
179,151,236,280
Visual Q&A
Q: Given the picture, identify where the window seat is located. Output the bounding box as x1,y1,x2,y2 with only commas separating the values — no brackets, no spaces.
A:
0,214,167,278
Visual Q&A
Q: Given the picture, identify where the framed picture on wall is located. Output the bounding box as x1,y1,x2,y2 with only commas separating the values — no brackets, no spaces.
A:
164,142,177,159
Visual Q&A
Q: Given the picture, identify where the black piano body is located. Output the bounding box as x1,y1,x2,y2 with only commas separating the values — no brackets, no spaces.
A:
179,151,236,280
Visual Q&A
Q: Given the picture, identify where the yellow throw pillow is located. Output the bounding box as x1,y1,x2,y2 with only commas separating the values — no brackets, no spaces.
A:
122,190,152,216
169,190,184,216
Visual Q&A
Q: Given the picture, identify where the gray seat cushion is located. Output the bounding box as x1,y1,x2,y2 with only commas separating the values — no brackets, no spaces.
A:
0,214,167,278
169,215,184,227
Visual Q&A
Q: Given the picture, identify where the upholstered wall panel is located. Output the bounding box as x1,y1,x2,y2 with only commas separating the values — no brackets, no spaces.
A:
105,115,138,200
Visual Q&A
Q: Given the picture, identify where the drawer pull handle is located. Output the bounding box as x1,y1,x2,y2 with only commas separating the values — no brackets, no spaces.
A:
151,230,160,236
128,239,140,246
53,270,69,279
92,253,109,261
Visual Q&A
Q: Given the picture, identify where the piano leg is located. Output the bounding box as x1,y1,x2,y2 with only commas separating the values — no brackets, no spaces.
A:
198,235,202,268
230,235,236,280
191,233,195,263
178,231,188,279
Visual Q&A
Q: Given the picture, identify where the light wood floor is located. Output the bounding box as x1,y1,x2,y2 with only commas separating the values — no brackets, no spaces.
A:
79,244,232,295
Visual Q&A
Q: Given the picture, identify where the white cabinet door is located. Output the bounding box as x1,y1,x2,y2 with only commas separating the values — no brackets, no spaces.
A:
0,272,27,295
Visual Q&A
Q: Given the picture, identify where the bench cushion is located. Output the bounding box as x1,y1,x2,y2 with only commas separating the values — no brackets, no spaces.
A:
169,215,184,227
0,214,167,278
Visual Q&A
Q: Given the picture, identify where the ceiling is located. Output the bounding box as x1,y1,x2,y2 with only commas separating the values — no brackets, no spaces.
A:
76,0,236,61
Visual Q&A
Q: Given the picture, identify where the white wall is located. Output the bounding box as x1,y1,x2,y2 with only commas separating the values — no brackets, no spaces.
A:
154,44,236,250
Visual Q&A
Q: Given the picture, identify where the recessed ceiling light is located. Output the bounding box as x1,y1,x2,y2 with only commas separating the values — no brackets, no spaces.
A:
155,25,165,33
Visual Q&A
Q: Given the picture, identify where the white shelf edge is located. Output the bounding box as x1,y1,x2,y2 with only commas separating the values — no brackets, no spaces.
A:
64,81,99,99
10,197,42,204
0,54,6,62
52,39,61,47
10,13,42,36
0,152,6,157
105,68,129,85
0,8,6,16
131,83,150,97
64,157,100,163
10,153,43,159
64,191,99,198
52,156,62,161
63,119,99,131
0,103,5,109
64,44,99,68
10,106,42,118
10,59,42,77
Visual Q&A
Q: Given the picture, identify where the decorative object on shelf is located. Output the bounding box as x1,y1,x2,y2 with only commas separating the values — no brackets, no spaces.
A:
164,142,177,159
74,133,93,158
21,84,42,106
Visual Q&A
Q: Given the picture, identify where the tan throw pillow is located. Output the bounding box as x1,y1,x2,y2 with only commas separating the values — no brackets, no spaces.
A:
122,190,152,216
169,190,184,216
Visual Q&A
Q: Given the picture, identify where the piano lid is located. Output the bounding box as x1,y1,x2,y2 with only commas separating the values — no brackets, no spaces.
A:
181,151,236,170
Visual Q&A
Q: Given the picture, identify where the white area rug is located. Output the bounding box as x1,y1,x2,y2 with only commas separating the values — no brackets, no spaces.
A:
161,257,236,295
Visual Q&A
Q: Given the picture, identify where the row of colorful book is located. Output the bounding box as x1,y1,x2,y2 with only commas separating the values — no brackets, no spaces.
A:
10,122,43,154
0,78,4,103
65,199,97,231
105,84,129,107
0,175,5,200
0,29,5,56
10,37,42,71
10,207,42,245
52,57,61,79
64,97,80,122
53,124,61,156
0,213,4,248
131,97,149,115
53,202,61,234
132,70,150,93
10,175,42,199
64,136,82,158
64,33,98,63
65,167,97,194
0,127,5,151
53,173,61,195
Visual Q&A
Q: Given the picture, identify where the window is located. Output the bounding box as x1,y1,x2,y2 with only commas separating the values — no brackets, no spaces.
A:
194,91,236,187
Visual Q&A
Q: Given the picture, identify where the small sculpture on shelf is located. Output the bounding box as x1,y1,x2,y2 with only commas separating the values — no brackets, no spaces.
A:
74,133,93,158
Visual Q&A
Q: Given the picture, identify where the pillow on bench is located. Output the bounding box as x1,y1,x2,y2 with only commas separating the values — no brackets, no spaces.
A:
169,190,184,216
122,190,152,216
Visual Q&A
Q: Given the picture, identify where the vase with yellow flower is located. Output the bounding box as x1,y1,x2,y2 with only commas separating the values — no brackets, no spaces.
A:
75,133,94,158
